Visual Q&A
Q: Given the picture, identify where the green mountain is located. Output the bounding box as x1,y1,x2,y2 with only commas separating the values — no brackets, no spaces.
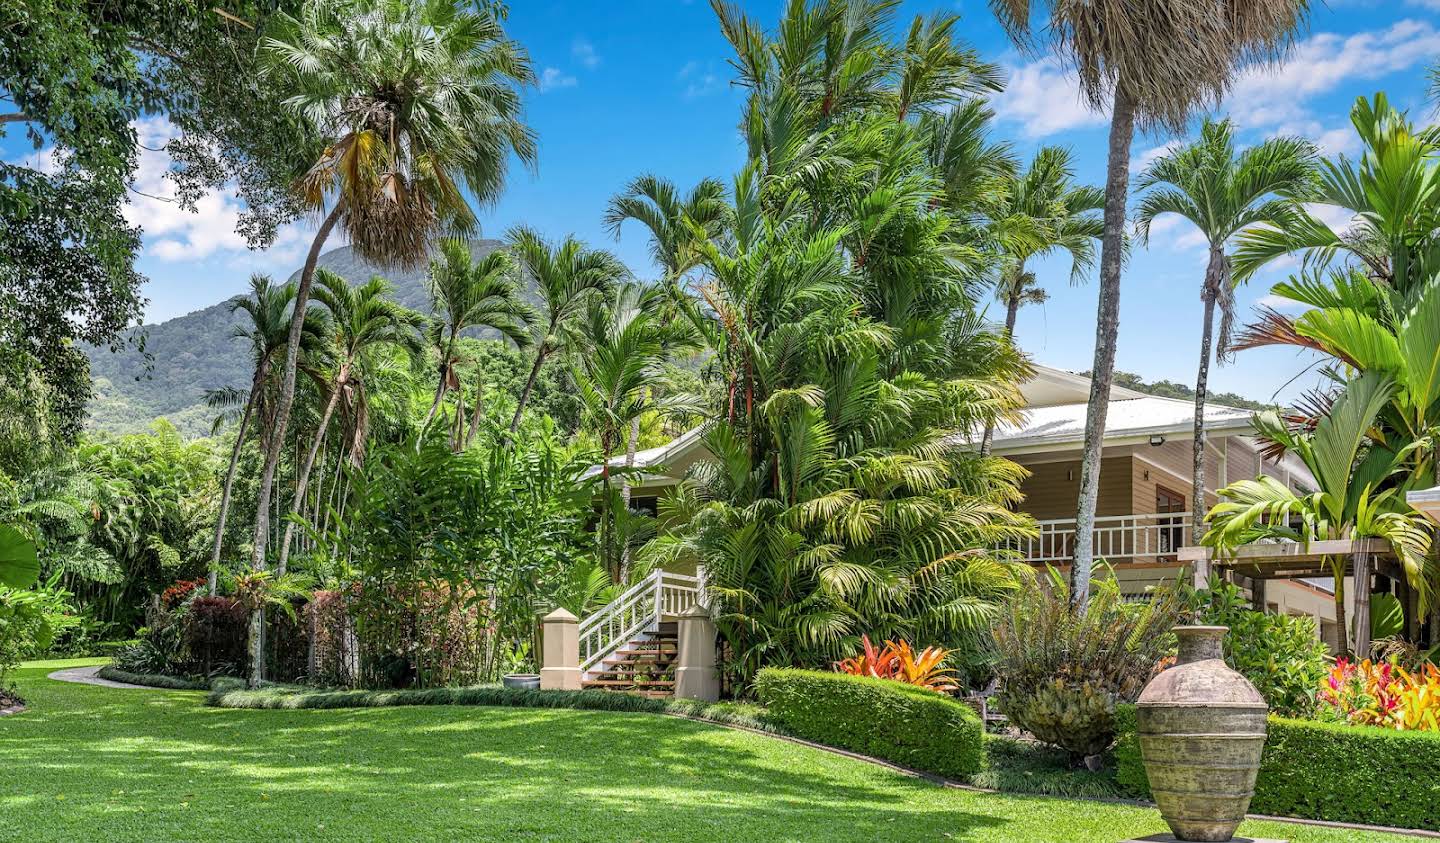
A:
85,239,508,437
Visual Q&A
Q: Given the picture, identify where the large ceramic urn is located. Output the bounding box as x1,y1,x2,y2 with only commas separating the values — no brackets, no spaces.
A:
1135,625,1267,843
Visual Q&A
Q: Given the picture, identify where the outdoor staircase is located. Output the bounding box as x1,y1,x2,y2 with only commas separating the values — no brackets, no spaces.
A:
577,571,701,698
580,622,678,698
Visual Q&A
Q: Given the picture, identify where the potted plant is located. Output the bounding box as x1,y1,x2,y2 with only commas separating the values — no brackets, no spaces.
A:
500,640,540,690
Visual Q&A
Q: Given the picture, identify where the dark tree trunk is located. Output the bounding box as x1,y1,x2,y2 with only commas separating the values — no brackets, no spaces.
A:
1070,84,1136,609
980,288,1023,457
247,203,342,687
509,346,548,433
277,364,348,576
209,365,263,596
1192,248,1222,544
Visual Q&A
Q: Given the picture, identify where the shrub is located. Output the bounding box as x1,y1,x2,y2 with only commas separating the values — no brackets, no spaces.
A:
1319,657,1440,731
1115,705,1440,831
992,571,1181,758
754,667,983,779
834,635,958,692
1187,577,1327,717
185,597,248,677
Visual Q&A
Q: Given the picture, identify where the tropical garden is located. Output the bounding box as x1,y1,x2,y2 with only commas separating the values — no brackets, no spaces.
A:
3,0,1440,839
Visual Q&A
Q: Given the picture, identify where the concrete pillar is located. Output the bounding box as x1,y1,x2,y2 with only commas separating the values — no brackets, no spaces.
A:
1192,556,1211,590
674,603,719,702
540,608,581,691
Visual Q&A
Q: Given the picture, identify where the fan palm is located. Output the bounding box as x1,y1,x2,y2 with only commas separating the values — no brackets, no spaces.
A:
1135,119,1317,533
1204,372,1432,655
990,0,1312,605
421,239,534,430
249,0,535,607
276,270,424,576
505,227,628,433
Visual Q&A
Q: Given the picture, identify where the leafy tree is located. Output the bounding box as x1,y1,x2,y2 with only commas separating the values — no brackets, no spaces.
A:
248,0,536,682
276,271,424,575
505,227,628,433
989,0,1313,606
1134,118,1317,534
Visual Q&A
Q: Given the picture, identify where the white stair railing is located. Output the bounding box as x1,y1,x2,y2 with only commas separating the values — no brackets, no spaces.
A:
578,570,700,676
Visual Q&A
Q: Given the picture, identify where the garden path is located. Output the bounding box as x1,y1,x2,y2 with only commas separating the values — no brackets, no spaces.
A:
46,665,152,689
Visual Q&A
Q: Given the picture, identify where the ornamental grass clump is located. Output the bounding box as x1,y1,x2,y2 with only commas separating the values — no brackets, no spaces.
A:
992,569,1182,759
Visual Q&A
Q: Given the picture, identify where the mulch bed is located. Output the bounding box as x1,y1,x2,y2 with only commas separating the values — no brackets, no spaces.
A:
0,687,25,716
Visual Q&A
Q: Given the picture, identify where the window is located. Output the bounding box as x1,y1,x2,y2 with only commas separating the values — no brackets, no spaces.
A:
1156,486,1185,554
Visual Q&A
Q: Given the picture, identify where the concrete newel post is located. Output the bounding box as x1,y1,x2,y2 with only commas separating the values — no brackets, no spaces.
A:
675,603,719,702
540,608,581,691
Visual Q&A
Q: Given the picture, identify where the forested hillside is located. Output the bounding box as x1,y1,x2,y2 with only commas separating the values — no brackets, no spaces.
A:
85,240,510,435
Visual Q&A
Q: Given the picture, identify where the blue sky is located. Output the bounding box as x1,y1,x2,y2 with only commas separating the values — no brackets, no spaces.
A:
5,0,1439,404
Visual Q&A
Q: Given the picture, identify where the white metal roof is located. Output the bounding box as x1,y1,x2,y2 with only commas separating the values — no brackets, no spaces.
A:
989,394,1255,452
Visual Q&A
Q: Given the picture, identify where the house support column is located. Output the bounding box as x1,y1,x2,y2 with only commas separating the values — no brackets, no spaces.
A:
674,603,719,702
1353,553,1372,657
540,608,581,691
1250,576,1266,612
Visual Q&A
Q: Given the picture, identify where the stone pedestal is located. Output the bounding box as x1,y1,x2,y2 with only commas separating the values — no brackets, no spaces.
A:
540,608,581,691
674,603,719,702
1121,836,1284,843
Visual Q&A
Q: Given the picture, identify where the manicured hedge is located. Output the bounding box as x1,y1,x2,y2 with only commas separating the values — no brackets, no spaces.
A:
96,665,213,690
754,668,984,779
1114,703,1440,831
209,683,784,734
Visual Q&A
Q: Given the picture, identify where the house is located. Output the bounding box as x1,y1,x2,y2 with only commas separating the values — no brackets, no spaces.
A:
597,364,1353,647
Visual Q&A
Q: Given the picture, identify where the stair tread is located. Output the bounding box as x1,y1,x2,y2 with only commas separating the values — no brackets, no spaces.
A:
582,679,676,687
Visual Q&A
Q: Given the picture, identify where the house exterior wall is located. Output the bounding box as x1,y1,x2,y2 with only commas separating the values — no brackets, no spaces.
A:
1013,455,1135,521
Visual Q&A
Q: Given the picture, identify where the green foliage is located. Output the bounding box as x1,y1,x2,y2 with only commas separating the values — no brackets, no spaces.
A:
1187,577,1328,717
0,524,38,588
1108,371,1272,412
754,667,985,779
96,665,212,691
0,577,72,692
1115,705,1440,832
992,571,1182,757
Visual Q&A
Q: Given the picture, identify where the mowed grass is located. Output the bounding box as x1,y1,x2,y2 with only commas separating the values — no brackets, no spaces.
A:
0,660,1413,843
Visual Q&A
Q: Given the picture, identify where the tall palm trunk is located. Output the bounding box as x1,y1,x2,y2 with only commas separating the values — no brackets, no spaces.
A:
423,333,459,429
618,413,642,582
208,367,263,596
247,203,342,687
1070,84,1136,610
980,287,1023,457
509,346,548,433
1191,246,1224,545
277,364,349,576
1332,561,1349,655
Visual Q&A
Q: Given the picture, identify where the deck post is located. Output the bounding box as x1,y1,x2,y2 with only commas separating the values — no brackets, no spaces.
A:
674,603,719,702
540,608,582,691
1353,551,1372,657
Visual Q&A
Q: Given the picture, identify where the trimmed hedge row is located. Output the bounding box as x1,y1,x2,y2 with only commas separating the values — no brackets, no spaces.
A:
95,666,213,691
1114,703,1440,831
208,683,784,734
754,668,984,779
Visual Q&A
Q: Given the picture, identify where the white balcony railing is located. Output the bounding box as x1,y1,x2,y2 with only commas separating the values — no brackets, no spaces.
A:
1011,512,1193,564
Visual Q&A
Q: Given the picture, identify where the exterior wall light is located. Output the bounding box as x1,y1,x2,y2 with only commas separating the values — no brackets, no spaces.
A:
1149,434,1166,446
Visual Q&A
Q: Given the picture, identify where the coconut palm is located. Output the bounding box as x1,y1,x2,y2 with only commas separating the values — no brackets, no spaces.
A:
421,239,534,431
207,275,325,596
1203,372,1432,655
505,227,628,433
989,0,1312,606
276,270,424,576
1134,119,1317,534
249,0,535,643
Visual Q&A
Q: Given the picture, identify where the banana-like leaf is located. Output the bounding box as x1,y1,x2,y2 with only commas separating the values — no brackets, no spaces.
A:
0,525,39,588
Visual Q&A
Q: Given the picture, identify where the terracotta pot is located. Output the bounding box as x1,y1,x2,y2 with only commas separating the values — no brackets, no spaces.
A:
1135,625,1267,843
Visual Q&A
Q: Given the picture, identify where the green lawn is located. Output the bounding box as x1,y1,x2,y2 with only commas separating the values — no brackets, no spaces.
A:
0,659,1412,842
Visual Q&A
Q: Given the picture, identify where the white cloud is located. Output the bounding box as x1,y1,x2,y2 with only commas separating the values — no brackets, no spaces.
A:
678,60,725,98
539,67,578,92
1257,291,1309,313
1130,140,1183,175
572,38,601,69
990,58,1105,138
1406,0,1440,9
1225,20,1440,130
1304,202,1360,236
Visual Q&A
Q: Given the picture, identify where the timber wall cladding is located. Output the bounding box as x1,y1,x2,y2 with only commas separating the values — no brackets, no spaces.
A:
1016,455,1135,521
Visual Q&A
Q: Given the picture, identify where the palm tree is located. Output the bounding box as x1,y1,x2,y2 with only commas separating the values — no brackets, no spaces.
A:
421,239,534,431
990,147,1104,339
603,174,725,510
207,276,323,596
276,270,424,575
1204,372,1432,655
505,227,628,433
989,0,1312,606
1135,119,1317,537
249,0,535,663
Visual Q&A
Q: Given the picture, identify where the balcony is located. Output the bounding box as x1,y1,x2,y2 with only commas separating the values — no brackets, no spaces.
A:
1010,512,1194,565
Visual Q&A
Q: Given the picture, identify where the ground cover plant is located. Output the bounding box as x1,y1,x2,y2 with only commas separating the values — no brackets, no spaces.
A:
1,660,1413,843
